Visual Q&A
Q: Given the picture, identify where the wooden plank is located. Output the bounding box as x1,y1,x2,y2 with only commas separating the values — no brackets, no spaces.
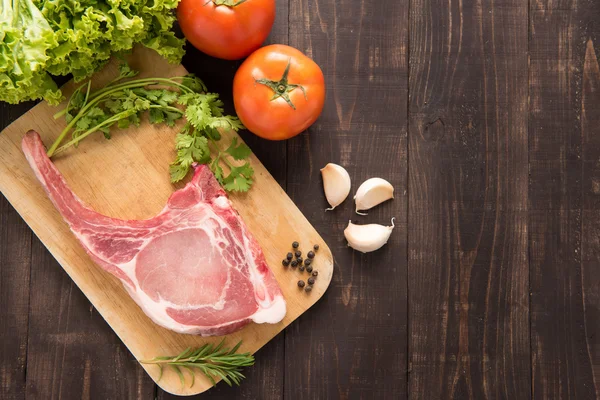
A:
582,37,600,400
0,197,30,400
285,0,408,398
408,0,530,398
0,104,33,400
0,46,333,396
159,1,290,398
529,0,600,395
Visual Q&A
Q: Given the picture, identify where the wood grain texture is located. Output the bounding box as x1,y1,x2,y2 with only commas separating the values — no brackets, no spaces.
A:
0,46,333,396
5,0,600,398
582,38,600,397
529,0,600,397
0,104,33,400
285,0,409,398
408,0,530,398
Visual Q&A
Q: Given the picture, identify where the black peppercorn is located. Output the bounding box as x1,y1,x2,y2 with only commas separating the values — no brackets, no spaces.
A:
292,241,299,249
308,277,315,285
297,280,305,288
294,250,302,258
312,271,318,277
307,251,315,259
305,286,312,293
286,252,293,260
304,258,311,266
282,259,290,267
313,244,319,251
296,257,303,264
299,265,305,272
306,266,313,273
291,260,298,267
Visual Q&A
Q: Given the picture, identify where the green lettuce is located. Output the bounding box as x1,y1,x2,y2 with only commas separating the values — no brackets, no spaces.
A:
0,0,61,104
0,0,185,105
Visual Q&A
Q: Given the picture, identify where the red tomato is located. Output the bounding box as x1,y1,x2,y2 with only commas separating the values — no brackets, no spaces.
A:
233,44,325,140
177,0,275,60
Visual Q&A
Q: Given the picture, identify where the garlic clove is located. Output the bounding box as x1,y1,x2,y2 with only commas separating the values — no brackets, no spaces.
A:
344,218,395,253
321,163,351,210
354,177,394,215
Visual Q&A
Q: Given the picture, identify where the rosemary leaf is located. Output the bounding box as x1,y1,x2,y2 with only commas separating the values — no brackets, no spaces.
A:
230,341,242,355
157,364,163,381
212,339,225,354
173,365,185,387
213,369,231,387
182,365,196,388
193,343,210,360
173,347,191,362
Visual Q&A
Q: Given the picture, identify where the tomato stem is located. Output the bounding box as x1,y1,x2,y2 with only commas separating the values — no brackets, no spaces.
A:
212,0,247,6
255,59,307,110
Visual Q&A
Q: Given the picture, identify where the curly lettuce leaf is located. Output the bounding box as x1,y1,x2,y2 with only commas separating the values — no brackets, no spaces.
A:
0,0,185,105
0,0,61,104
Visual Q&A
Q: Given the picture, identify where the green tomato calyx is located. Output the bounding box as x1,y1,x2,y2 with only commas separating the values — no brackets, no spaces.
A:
255,59,307,110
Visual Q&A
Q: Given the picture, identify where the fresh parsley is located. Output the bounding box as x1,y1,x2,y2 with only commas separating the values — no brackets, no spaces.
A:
49,62,254,192
169,100,253,192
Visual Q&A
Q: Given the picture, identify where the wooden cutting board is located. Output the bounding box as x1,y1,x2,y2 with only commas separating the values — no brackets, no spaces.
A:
0,46,333,396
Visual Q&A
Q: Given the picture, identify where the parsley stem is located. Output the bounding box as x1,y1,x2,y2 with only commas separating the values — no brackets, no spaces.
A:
208,137,227,163
53,111,134,155
92,77,196,100
207,136,238,170
53,105,183,155
53,108,68,119
53,77,198,120
48,81,161,156
156,105,184,114
46,79,191,156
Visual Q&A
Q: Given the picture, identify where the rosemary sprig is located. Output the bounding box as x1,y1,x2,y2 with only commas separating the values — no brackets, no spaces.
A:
140,340,254,388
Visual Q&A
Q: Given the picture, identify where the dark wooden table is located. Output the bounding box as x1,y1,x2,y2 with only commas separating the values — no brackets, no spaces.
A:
2,0,600,398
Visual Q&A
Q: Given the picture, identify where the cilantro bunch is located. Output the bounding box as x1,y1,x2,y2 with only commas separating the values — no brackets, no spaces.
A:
171,94,254,192
49,63,254,192
0,0,184,105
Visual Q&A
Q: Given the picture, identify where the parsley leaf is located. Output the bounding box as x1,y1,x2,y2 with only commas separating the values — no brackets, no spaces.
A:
175,131,195,149
169,127,211,183
225,137,252,161
117,62,139,80
222,162,254,193
158,91,180,106
149,108,166,124
169,163,189,183
213,164,225,184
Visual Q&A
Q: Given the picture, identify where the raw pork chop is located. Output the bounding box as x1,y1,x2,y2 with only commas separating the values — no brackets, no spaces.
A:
22,130,286,336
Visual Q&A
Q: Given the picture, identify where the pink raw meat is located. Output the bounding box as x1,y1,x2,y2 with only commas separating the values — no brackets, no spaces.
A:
22,130,286,336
